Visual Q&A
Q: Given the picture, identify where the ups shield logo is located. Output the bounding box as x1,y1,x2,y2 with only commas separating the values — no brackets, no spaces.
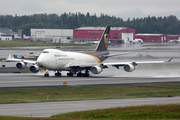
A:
104,34,109,47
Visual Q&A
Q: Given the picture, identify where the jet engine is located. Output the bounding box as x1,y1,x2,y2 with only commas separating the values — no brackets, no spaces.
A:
124,64,135,72
30,65,39,73
90,66,102,74
16,62,26,69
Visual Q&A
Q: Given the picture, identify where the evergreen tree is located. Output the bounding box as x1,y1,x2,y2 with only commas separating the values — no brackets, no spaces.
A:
0,13,179,36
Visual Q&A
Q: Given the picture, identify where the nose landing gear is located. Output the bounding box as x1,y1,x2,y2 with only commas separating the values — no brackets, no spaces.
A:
44,69,49,77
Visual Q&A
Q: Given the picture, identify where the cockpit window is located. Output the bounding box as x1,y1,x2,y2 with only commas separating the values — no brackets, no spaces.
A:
42,51,49,53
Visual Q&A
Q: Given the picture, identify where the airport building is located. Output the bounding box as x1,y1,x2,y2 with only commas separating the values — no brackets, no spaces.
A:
30,27,180,44
135,34,168,43
30,29,73,43
31,27,135,44
167,35,180,40
0,28,18,40
0,28,29,41
135,34,180,43
73,27,135,44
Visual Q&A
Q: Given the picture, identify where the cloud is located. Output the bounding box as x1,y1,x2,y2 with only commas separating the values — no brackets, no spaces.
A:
0,0,180,20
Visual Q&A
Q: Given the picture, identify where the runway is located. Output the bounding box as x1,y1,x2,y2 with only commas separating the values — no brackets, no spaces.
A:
1,72,180,89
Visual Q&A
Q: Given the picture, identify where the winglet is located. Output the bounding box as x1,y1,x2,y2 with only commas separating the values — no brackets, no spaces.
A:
167,57,173,62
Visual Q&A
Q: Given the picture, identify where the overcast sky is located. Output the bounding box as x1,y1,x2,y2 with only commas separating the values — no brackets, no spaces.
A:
1,0,180,20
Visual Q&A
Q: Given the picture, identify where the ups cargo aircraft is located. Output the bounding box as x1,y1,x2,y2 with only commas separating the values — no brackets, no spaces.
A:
7,25,173,77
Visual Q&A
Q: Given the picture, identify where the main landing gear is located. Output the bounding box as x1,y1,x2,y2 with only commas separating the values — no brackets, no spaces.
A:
67,70,90,77
77,70,89,77
43,70,90,77
67,71,73,77
55,71,61,77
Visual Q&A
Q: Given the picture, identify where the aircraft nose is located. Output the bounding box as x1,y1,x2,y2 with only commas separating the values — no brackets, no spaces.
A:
37,56,46,67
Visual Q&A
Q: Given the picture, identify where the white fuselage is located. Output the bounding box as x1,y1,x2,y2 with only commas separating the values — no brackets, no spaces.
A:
37,49,100,70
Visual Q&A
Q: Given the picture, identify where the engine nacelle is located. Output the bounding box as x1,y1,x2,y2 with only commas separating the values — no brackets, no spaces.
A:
90,66,102,74
30,65,39,73
124,64,135,72
16,62,26,69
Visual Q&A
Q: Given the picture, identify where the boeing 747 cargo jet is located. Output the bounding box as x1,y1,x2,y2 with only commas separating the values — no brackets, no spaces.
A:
7,25,172,77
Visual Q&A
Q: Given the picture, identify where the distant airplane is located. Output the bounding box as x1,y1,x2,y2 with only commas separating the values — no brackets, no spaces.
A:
168,39,180,44
7,25,172,77
127,37,143,44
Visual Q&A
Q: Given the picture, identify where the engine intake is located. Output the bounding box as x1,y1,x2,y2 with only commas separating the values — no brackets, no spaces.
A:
16,62,26,69
124,64,135,72
90,66,102,74
30,65,39,73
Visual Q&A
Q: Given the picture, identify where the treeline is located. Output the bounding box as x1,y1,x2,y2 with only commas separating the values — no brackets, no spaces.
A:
0,12,180,36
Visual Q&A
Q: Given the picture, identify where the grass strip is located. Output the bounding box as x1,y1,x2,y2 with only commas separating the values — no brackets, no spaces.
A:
0,41,90,47
0,84,180,103
52,104,180,119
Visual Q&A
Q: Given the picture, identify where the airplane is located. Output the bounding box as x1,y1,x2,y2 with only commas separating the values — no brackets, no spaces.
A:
135,38,144,44
168,39,180,44
127,37,143,44
7,25,172,77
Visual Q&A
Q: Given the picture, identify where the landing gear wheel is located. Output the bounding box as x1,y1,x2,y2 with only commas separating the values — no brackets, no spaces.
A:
67,72,73,77
77,72,82,77
83,70,90,77
55,72,61,77
44,68,49,77
44,73,49,77
83,73,89,77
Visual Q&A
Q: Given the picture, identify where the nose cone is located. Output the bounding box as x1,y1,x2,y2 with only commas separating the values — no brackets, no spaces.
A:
37,55,47,67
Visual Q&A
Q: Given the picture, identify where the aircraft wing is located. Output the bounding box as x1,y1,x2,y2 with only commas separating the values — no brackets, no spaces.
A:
69,57,173,69
6,54,36,64
103,57,173,67
104,52,133,57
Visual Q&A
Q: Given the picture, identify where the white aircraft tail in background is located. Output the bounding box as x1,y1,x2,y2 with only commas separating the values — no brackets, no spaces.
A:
127,37,143,44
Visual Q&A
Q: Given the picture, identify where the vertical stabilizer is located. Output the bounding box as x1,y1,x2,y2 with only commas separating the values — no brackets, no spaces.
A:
95,25,111,52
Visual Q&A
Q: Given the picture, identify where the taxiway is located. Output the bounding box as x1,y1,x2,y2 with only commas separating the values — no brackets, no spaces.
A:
0,97,180,117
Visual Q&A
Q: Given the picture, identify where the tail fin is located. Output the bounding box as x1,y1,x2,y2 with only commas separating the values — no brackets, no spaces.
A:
95,25,111,52
6,54,15,62
7,54,14,59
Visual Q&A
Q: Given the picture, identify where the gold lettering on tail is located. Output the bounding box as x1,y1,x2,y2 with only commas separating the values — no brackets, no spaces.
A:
104,34,109,48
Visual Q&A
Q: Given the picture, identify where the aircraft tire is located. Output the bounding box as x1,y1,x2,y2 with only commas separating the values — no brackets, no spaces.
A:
83,74,89,77
77,73,82,77
67,73,73,77
44,73,49,77
55,73,61,77
47,74,49,77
